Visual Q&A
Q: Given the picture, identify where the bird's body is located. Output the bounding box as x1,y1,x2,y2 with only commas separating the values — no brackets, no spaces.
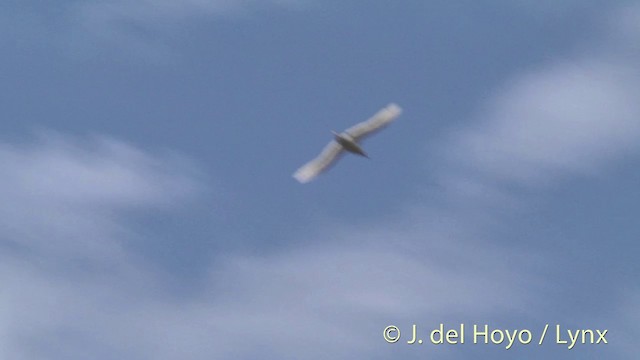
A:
293,103,402,183
331,131,368,158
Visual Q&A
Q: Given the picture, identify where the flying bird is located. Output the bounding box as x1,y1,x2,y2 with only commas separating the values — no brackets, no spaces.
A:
293,103,402,183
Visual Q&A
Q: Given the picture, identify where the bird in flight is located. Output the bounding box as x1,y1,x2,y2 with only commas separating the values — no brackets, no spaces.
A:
293,103,402,183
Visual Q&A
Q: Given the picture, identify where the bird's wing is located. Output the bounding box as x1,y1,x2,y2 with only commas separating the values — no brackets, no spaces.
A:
293,141,345,183
344,103,402,141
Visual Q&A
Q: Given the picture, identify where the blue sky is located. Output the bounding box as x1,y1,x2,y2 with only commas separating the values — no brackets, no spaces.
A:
1,0,639,358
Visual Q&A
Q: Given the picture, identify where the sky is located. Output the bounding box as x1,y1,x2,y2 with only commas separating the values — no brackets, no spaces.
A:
1,0,639,359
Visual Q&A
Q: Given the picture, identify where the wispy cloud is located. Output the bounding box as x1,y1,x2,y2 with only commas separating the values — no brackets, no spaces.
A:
438,8,640,190
0,132,202,262
426,5,640,357
0,192,536,359
444,59,640,187
0,133,208,359
76,0,302,27
0,133,535,359
72,0,303,43
202,220,538,358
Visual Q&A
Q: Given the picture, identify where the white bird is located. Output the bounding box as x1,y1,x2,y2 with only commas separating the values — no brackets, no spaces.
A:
293,103,402,183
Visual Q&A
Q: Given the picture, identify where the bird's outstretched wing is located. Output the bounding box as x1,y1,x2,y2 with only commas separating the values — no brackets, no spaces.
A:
293,141,345,183
344,103,402,141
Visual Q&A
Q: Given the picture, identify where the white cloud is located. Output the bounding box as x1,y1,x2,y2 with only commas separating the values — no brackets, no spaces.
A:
456,60,639,185
0,208,536,359
202,223,537,358
0,133,202,262
422,6,640,358
0,134,179,357
0,133,536,359
438,6,640,189
0,133,211,359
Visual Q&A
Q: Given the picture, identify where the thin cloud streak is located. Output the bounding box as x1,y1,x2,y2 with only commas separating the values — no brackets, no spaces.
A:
73,0,303,35
2,0,305,62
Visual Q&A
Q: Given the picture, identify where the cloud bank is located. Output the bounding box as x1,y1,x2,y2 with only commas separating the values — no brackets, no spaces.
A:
0,132,533,359
0,133,205,359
